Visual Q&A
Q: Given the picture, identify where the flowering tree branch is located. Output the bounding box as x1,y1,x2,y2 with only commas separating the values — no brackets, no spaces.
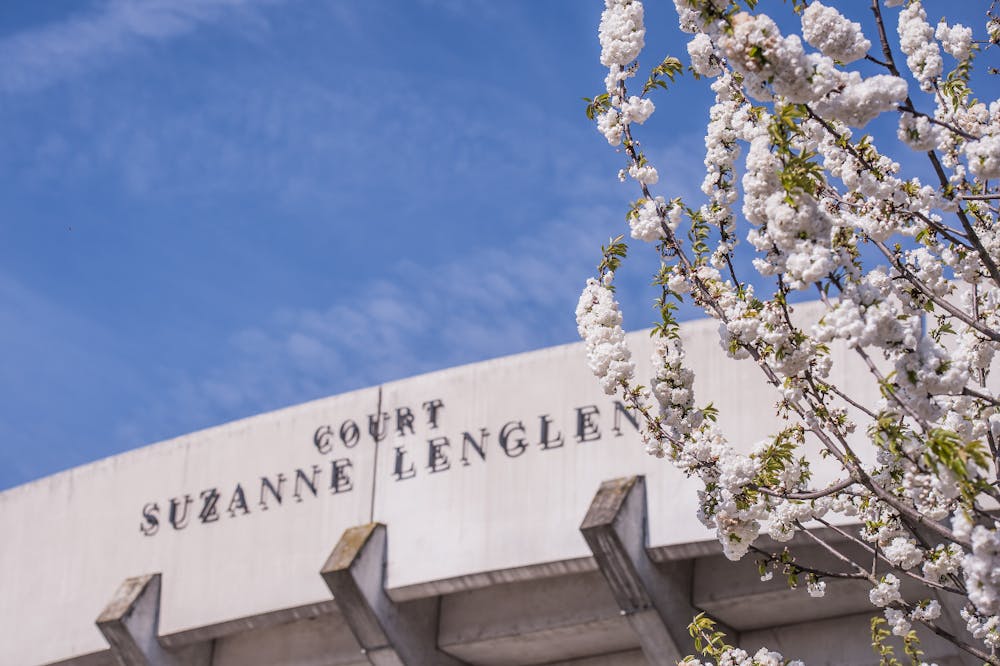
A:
578,0,1000,663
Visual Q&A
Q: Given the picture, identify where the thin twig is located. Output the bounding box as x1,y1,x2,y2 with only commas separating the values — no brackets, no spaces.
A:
962,386,1000,407
758,478,857,501
958,193,1000,201
872,240,1000,343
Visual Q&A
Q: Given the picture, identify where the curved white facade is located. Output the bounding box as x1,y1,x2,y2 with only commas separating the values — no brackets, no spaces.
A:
0,304,978,665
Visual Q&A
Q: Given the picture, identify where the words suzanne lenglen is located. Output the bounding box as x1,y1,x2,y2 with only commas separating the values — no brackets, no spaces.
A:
138,397,642,536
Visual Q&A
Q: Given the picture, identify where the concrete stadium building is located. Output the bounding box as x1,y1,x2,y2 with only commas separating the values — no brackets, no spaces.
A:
0,306,979,665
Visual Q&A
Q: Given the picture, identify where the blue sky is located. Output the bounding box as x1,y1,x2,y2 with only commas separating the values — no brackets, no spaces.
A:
0,0,716,489
0,1,988,489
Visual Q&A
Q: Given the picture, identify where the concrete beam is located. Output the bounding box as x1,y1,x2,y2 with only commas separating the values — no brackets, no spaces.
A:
438,570,638,664
96,573,211,666
742,610,971,666
580,476,712,666
320,523,466,666
693,544,873,632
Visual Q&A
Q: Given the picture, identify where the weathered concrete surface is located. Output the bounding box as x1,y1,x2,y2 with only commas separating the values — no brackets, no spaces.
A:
743,611,975,666
212,609,365,666
96,573,210,666
45,650,116,666
438,571,637,665
321,523,465,666
543,650,647,666
693,541,874,631
580,476,706,665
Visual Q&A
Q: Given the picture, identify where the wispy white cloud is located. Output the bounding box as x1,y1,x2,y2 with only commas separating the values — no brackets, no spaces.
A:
0,0,273,93
109,199,622,447
7,57,552,207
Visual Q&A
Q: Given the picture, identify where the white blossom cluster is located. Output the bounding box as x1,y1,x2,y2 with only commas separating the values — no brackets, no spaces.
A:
935,21,972,62
806,580,826,598
869,574,903,607
885,598,941,637
923,543,964,583
966,523,1000,615
718,13,830,103
650,335,701,439
898,2,943,91
688,33,721,77
912,599,942,623
628,196,667,242
598,0,644,68
962,607,1000,649
583,0,1000,661
595,0,660,188
884,536,924,570
701,73,746,264
884,608,912,637
679,648,804,666
801,1,870,64
703,439,765,560
966,133,1000,180
575,278,634,395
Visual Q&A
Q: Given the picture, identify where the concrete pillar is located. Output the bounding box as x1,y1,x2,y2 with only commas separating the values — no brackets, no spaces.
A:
581,476,713,666
96,573,211,666
320,522,466,666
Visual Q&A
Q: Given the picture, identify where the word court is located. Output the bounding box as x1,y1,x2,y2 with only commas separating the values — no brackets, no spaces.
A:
138,397,639,536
